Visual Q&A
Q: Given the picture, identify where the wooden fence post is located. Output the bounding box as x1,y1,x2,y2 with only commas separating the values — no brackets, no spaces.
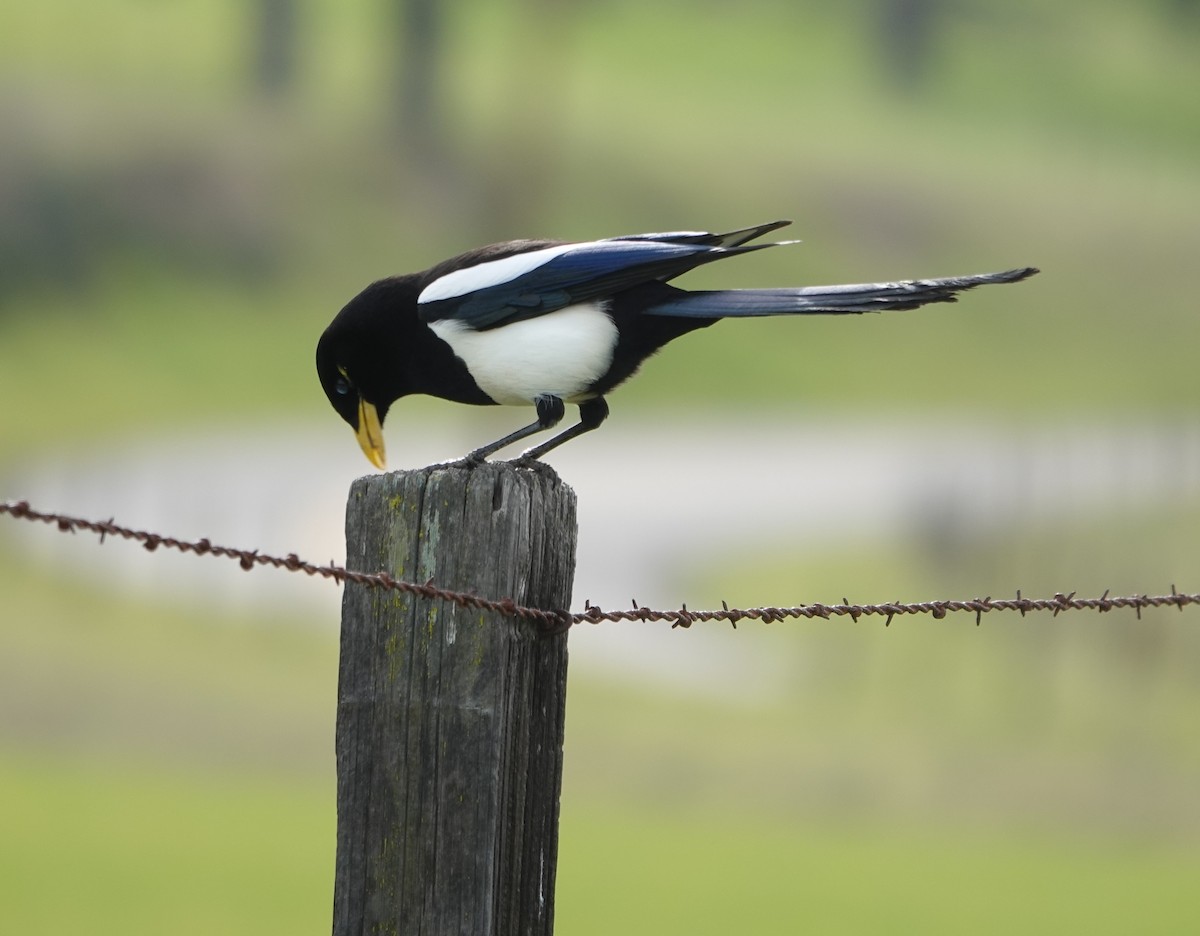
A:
333,463,576,936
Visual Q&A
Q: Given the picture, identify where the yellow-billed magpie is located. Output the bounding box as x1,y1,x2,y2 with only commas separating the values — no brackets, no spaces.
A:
316,220,1037,468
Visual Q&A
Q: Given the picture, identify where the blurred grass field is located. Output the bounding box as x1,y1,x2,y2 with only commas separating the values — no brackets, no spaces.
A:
5,753,1199,936
2,0,1199,932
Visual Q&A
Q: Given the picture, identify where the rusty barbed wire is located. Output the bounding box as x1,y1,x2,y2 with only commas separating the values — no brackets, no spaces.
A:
0,499,570,629
3,499,1198,632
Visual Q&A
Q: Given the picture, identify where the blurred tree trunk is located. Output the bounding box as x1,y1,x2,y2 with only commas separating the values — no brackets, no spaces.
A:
395,0,446,171
878,0,941,93
1165,0,1200,27
392,0,478,224
254,0,299,98
476,0,572,234
390,0,573,234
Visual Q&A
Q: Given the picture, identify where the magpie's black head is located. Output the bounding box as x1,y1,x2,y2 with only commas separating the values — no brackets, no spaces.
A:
316,275,420,469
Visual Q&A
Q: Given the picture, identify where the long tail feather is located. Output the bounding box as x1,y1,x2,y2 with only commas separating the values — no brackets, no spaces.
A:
646,267,1039,317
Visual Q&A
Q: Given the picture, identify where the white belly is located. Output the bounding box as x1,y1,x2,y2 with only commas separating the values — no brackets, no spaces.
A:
429,302,619,405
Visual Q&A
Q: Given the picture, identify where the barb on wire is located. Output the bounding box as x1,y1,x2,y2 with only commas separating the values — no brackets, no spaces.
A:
0,499,572,631
3,499,1198,633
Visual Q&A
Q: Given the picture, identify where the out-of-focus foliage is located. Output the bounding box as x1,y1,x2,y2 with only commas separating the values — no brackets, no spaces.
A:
1,0,1198,452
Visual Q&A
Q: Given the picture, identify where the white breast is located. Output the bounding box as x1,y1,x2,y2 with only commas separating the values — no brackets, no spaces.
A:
428,302,619,406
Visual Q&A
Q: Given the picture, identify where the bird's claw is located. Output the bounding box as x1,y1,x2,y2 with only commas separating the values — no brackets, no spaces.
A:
441,451,488,470
508,454,557,476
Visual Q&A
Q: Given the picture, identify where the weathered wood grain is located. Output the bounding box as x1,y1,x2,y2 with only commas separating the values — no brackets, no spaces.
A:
333,463,576,936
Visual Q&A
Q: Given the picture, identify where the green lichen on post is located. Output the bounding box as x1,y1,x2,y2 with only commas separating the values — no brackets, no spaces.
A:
383,628,403,684
369,835,400,936
425,606,437,643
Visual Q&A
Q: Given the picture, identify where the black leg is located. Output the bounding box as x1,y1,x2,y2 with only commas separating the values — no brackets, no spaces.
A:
518,397,610,461
466,396,566,461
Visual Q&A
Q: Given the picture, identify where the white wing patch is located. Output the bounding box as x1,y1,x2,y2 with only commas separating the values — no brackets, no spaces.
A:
429,302,618,405
419,242,597,304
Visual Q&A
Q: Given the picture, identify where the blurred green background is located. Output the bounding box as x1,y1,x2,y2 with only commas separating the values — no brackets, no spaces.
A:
2,0,1199,932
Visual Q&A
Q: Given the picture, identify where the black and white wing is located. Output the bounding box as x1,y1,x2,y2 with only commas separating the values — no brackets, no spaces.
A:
416,224,791,331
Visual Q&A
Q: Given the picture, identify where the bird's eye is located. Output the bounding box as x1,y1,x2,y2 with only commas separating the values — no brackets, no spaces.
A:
335,375,352,395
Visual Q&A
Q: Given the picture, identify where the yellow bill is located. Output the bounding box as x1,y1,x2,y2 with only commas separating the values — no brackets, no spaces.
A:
355,397,386,469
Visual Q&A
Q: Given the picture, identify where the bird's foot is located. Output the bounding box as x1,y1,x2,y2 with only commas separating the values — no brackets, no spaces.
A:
508,454,558,477
440,451,488,470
